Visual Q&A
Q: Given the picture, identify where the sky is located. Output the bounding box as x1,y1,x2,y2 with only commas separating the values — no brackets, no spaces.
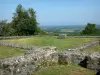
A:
0,0,100,26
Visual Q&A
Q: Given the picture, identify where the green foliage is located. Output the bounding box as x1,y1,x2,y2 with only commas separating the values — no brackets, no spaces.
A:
0,4,44,36
12,4,39,35
38,29,48,35
81,23,97,35
95,28,100,35
0,20,7,36
1,23,15,36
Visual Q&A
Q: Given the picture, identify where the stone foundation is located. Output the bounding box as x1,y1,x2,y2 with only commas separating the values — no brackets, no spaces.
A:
0,46,58,75
0,40,100,75
58,51,100,71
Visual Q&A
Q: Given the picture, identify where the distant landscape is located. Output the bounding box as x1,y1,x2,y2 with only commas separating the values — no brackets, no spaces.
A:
41,25,100,35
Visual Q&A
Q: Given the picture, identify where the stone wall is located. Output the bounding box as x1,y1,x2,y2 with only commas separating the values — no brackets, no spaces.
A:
0,39,100,75
0,46,58,75
67,40,100,51
0,36,33,40
67,36,100,38
0,40,99,51
0,42,39,50
58,51,100,71
0,36,100,40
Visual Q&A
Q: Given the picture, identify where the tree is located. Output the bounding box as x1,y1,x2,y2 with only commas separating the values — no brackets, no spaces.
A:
81,23,96,34
0,4,44,36
0,20,7,36
12,4,39,35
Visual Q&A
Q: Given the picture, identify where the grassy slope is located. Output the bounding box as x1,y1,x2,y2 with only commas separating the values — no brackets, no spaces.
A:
0,46,24,59
33,65,95,75
0,36,98,51
83,45,100,52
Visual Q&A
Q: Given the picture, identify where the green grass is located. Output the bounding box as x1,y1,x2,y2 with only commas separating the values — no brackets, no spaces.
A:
0,36,98,51
82,45,100,52
0,46,24,59
33,65,95,75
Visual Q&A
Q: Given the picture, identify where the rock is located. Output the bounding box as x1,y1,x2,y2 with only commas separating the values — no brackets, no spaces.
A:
58,53,69,65
0,46,58,75
58,51,100,71
87,52,100,71
67,40,99,51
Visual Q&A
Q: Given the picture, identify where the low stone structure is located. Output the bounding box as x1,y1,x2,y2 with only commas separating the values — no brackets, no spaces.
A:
0,36,33,40
0,42,39,50
67,36,100,38
0,40,99,51
67,40,100,51
58,51,100,71
0,36,100,40
0,46,58,75
0,45,100,75
0,40,100,75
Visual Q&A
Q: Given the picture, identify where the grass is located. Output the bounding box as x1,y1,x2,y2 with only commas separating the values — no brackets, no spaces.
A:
82,45,100,52
33,65,96,75
0,46,24,59
0,37,98,74
0,36,98,51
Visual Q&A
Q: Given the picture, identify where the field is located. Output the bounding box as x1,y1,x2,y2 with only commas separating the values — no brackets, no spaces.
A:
33,65,95,75
0,36,98,51
0,36,99,59
0,36,99,75
0,46,24,59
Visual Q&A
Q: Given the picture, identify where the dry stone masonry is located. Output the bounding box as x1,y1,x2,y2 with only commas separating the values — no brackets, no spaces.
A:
58,51,100,71
0,36,33,40
67,40,100,51
0,46,58,75
0,36,100,40
0,39,100,75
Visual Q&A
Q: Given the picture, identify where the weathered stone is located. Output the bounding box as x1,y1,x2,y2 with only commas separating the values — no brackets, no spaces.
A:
87,52,100,71
0,46,58,75
58,51,100,71
67,40,99,51
58,53,69,65
0,40,100,75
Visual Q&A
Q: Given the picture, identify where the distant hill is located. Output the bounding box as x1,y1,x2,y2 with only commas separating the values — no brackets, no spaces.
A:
40,25,85,34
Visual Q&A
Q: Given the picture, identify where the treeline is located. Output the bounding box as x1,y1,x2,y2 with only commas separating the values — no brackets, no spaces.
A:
81,23,100,35
68,23,100,36
0,4,46,36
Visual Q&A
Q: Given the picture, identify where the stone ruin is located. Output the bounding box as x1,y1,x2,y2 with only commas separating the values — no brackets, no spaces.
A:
0,46,58,75
0,40,100,75
67,40,99,51
58,51,100,71
0,36,33,40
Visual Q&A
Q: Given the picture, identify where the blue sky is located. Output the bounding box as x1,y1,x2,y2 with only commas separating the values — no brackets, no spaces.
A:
0,0,100,26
